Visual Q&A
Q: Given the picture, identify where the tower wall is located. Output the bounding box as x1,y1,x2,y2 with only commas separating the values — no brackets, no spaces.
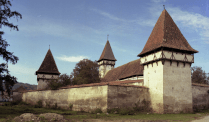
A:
37,74,59,90
163,61,193,113
98,60,115,78
144,61,164,113
99,65,114,78
37,79,49,90
142,51,193,113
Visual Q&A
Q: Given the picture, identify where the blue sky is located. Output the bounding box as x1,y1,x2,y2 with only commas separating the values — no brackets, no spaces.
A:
1,0,209,85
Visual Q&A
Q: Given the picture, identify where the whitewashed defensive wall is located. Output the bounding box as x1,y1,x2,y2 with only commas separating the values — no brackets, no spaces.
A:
22,82,150,112
192,83,209,111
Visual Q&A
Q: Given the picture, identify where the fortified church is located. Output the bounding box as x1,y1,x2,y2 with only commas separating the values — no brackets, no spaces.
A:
33,9,200,113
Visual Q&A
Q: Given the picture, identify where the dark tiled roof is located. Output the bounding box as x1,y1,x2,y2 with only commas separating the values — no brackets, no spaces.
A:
103,59,143,81
138,9,198,57
12,85,27,92
36,49,61,75
98,41,117,62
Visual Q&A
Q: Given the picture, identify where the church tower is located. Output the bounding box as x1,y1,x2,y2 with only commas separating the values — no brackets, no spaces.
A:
98,40,116,78
138,9,198,113
36,48,61,90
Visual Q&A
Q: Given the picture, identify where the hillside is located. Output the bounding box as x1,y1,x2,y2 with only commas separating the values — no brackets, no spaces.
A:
1,82,37,91
12,82,37,91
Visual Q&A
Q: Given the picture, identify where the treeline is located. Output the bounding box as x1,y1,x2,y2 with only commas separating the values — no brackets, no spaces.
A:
191,66,209,85
45,59,101,90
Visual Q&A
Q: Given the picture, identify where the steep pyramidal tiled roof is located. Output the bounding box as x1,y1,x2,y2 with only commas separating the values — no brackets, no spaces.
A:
98,41,117,62
102,59,143,82
138,9,198,57
36,49,61,75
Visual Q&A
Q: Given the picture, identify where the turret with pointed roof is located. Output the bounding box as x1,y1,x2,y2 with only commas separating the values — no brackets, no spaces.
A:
98,40,116,78
36,48,60,90
98,40,117,62
36,49,60,75
138,9,198,57
137,9,197,114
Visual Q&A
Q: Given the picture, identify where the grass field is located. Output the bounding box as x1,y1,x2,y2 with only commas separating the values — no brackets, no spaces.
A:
0,100,208,122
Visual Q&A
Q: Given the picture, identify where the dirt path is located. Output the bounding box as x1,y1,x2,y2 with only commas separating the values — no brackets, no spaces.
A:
190,115,209,122
7,113,209,122
78,119,169,122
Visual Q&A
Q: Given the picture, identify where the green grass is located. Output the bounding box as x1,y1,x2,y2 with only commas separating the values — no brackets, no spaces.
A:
0,101,209,122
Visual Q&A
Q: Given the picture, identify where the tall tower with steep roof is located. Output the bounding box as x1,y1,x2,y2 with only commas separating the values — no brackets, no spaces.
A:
138,9,198,113
36,49,61,90
98,40,116,78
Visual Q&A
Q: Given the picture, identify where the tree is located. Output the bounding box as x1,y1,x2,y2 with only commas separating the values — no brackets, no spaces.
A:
0,0,22,100
58,73,72,86
191,66,209,84
45,73,72,90
71,59,100,85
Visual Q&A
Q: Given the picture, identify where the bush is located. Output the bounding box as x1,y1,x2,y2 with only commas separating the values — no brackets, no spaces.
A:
80,108,85,113
119,108,129,115
18,101,29,106
46,101,51,108
34,100,43,108
133,100,152,113
95,108,102,113
51,103,58,109
45,79,63,90
69,103,73,111
3,100,22,106
91,108,102,114
119,107,135,115
23,108,34,113
107,108,120,114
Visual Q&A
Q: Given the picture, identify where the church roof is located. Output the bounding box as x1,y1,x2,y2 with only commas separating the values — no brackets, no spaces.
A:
102,59,143,82
98,40,117,62
138,9,198,57
36,49,61,75
12,85,27,92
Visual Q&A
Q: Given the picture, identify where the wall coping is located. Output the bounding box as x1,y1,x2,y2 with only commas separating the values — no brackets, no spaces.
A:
22,80,147,93
192,83,209,87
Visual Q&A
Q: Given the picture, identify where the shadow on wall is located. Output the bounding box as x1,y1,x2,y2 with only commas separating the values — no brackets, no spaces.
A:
192,85,209,112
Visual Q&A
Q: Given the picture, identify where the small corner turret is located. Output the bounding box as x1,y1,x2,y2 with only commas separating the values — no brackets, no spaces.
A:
36,48,61,90
98,40,116,78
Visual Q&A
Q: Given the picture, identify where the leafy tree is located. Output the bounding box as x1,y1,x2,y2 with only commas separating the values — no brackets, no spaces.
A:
71,59,100,85
191,66,209,84
0,0,22,100
58,73,72,86
45,73,72,90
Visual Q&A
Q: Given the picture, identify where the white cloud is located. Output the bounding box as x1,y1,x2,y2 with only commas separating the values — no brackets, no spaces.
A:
8,64,36,75
151,0,167,3
145,3,209,43
19,15,103,40
168,7,209,43
136,19,156,27
91,8,127,22
57,55,89,62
